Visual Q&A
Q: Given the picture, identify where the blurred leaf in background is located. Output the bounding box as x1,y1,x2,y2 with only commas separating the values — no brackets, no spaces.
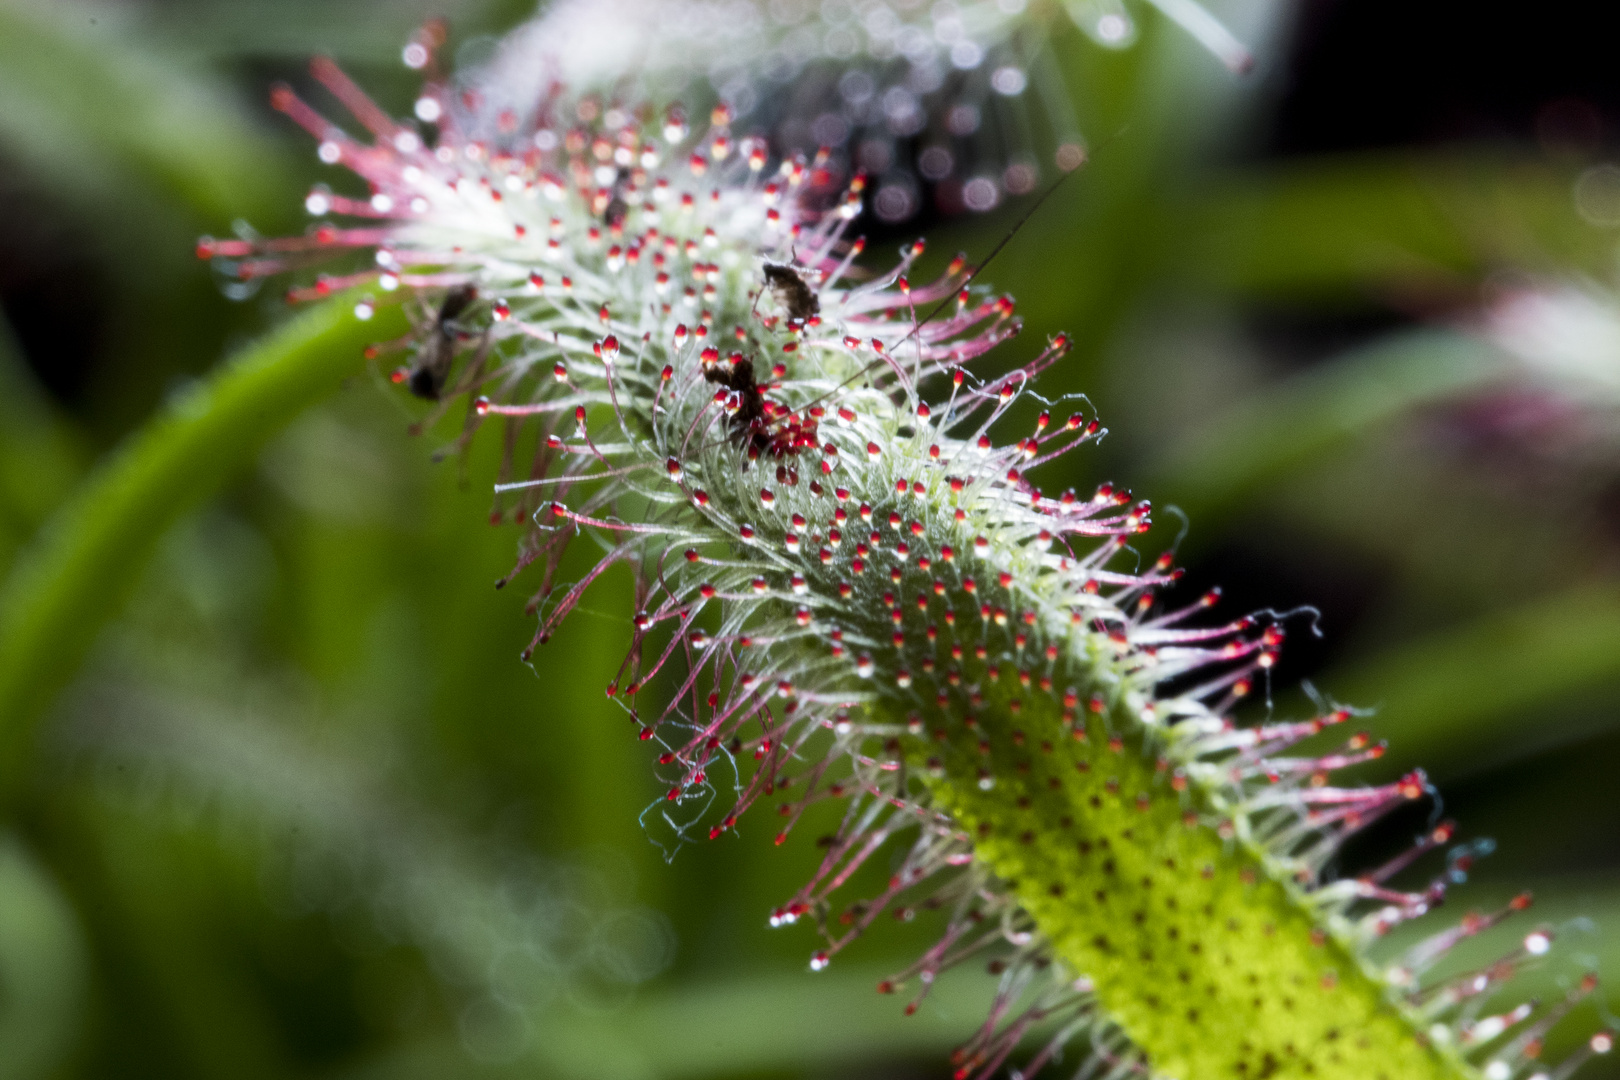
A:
5,0,1620,1077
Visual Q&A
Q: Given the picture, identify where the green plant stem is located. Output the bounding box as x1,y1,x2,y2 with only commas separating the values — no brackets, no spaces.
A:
889,685,1470,1080
0,296,408,801
1172,155,1609,298
1328,583,1620,776
1147,330,1507,529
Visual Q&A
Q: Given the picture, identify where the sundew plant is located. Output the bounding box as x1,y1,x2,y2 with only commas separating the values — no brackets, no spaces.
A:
3,1,1620,1079
181,4,1611,1079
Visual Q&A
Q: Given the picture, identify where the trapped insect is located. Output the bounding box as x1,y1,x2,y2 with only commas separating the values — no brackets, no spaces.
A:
406,284,476,401
603,167,632,230
762,262,820,322
700,349,769,453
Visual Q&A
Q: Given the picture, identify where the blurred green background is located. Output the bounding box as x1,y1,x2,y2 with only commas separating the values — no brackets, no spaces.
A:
4,0,1620,1076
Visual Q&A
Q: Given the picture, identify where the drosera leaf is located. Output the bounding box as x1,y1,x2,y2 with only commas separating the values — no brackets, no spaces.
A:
220,30,1604,1080
0,312,87,568
898,686,1463,1080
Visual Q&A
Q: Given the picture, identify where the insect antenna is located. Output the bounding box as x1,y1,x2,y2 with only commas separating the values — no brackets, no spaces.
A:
800,165,1080,412
906,166,1078,349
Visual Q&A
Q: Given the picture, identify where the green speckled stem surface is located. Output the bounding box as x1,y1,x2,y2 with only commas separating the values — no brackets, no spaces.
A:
899,678,1471,1080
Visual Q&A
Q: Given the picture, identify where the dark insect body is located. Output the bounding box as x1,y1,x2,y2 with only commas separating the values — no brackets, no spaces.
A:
702,350,821,462
603,168,632,230
702,351,768,453
762,262,820,321
407,284,477,400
